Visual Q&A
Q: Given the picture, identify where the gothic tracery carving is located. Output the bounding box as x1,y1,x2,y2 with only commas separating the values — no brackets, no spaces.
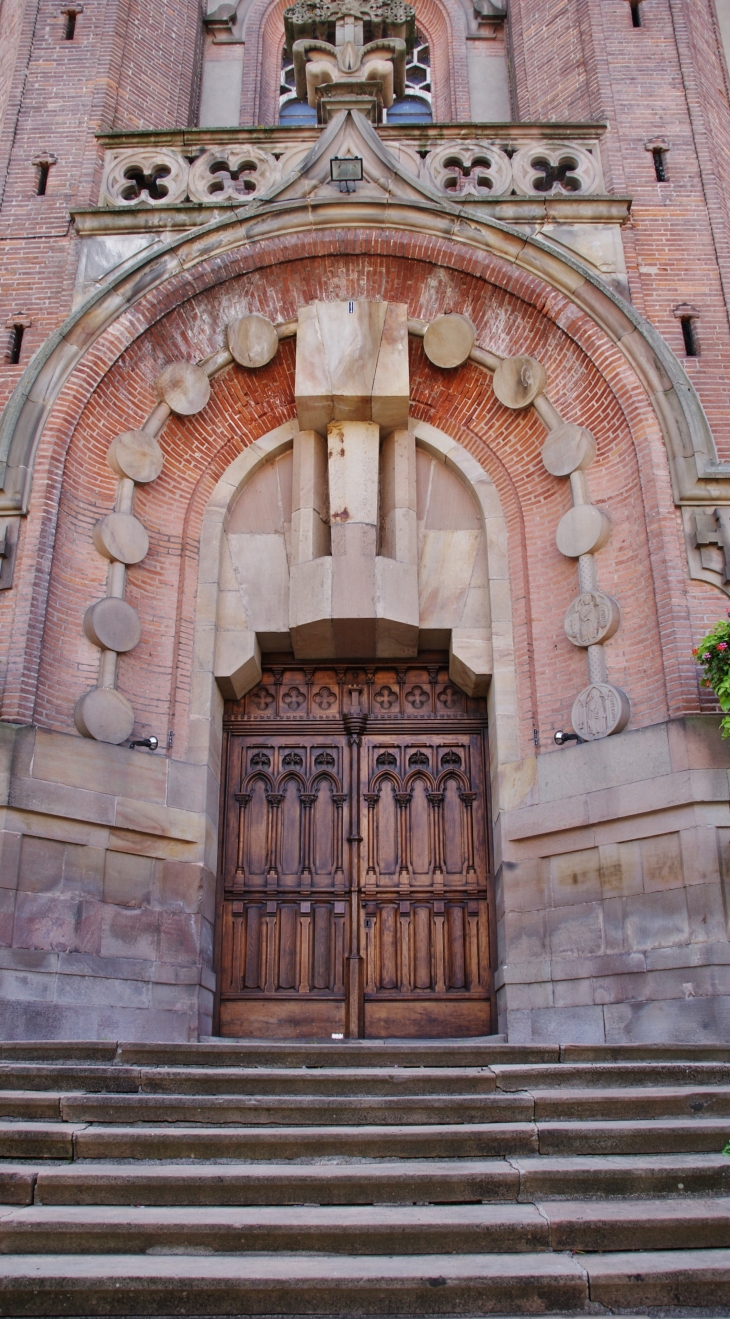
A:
187,148,280,203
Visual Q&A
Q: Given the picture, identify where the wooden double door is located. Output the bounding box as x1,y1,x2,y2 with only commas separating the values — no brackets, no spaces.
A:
216,658,494,1038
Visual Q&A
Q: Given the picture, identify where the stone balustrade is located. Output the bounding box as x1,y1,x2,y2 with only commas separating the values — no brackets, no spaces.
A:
98,125,606,208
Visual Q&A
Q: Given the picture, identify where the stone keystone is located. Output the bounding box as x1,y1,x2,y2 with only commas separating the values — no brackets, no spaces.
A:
295,300,409,435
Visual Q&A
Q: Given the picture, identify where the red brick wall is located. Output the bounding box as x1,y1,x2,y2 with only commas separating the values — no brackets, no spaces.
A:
0,0,203,413
507,0,730,463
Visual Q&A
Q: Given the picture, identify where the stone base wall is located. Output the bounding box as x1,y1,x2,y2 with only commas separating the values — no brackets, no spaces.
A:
1,713,729,1044
0,724,216,1041
496,717,730,1044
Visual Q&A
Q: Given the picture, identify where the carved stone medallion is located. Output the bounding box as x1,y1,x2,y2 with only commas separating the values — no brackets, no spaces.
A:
555,503,612,557
571,682,631,741
492,355,547,409
564,590,620,648
541,423,596,477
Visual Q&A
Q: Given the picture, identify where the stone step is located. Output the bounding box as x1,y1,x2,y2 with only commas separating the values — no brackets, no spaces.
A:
0,1041,727,1070
0,1063,505,1096
543,1196,730,1250
59,1092,530,1126
511,1152,730,1199
140,1039,730,1067
561,1043,730,1063
30,1158,521,1206
12,1152,728,1205
127,1065,501,1097
3,1059,730,1095
4,1085,728,1125
0,1045,119,1065
122,1041,556,1069
532,1085,730,1119
0,1197,728,1256
0,1124,82,1159
537,1117,730,1154
0,1094,67,1121
3,1115,728,1161
71,1120,540,1160
0,1250,590,1315
0,1066,139,1093
1,1248,729,1315
0,1203,549,1255
585,1248,730,1310
490,1061,730,1089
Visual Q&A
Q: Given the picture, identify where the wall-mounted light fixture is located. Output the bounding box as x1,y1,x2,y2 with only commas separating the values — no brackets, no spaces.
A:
130,736,159,751
553,730,584,747
330,156,363,193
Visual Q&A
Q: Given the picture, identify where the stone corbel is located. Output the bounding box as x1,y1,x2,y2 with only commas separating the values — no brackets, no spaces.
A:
203,3,243,43
0,516,20,591
469,0,507,37
214,628,262,701
450,630,492,698
683,505,730,597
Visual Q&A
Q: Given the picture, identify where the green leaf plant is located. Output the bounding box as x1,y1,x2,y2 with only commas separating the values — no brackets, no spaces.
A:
693,609,730,738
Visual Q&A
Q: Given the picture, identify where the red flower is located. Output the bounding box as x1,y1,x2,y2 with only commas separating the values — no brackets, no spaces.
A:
718,643,728,651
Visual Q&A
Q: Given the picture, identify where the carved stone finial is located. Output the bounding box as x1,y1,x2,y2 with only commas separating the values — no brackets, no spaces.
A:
284,0,414,121
284,0,416,52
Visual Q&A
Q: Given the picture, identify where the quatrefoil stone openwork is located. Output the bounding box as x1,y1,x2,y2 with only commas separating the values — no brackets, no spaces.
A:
426,142,512,198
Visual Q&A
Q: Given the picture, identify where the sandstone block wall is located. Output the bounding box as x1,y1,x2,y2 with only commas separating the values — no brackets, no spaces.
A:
495,718,730,1043
0,723,215,1040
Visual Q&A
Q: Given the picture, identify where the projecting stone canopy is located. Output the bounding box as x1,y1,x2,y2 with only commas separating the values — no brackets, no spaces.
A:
291,299,417,659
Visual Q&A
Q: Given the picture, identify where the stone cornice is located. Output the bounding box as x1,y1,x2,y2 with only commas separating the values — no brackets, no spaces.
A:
71,195,631,235
95,121,609,150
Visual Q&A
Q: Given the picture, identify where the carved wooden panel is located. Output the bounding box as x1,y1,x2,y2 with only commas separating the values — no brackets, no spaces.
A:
361,720,491,1037
218,658,492,1038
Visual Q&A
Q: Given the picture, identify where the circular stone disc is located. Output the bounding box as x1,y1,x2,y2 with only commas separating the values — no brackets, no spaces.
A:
555,504,612,558
563,590,621,648
156,362,211,416
228,314,279,369
571,682,631,742
83,598,142,653
74,687,135,745
423,314,476,369
492,355,547,409
107,431,164,484
92,512,149,565
541,424,597,478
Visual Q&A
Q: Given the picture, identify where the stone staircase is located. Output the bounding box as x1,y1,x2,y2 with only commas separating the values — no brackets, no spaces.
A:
0,1038,728,1315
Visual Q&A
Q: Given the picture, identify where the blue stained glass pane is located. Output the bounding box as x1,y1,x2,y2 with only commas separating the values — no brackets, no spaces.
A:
387,95,432,124
279,99,318,125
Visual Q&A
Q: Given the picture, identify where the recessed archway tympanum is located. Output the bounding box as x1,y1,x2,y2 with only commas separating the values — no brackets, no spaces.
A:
72,297,630,752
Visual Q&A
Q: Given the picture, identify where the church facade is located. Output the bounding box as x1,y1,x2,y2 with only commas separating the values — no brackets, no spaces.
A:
0,0,730,1044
